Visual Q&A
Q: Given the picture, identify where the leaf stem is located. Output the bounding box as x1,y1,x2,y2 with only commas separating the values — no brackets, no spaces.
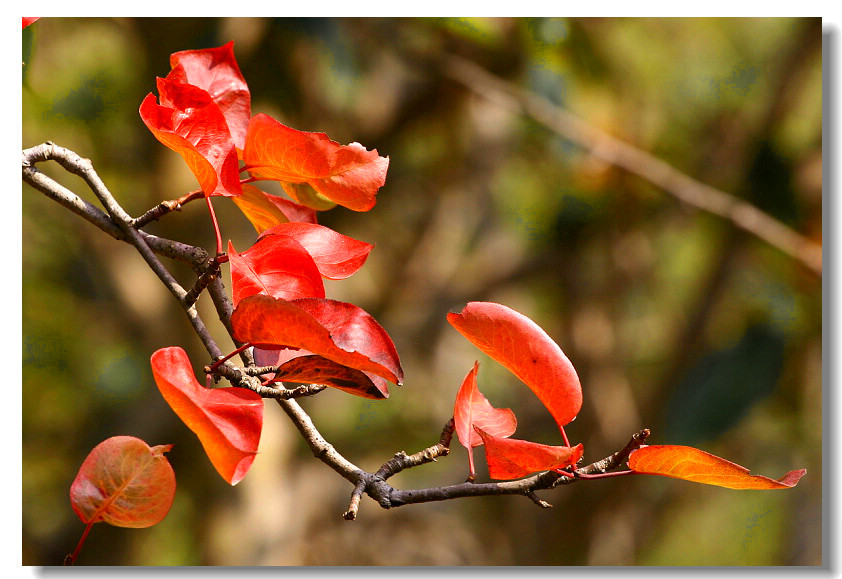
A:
205,195,224,257
65,521,95,566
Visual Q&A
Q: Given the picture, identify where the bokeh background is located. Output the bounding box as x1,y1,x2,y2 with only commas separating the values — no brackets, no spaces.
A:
22,17,822,566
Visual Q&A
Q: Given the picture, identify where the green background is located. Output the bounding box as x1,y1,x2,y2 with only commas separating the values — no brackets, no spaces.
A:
22,17,822,566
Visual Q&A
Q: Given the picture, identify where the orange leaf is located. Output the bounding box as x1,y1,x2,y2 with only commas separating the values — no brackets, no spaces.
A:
258,222,373,280
243,113,389,211
232,183,317,233
70,436,175,528
231,294,403,388
628,445,806,489
453,361,517,478
150,347,263,485
228,235,325,306
475,427,584,480
447,302,582,432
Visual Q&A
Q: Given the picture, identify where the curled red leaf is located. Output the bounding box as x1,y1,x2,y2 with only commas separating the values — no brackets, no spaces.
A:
169,41,251,151
447,302,582,433
258,222,373,280
243,113,389,212
628,445,807,489
70,436,175,528
139,73,241,198
453,361,517,479
475,427,584,480
150,347,263,485
274,354,389,399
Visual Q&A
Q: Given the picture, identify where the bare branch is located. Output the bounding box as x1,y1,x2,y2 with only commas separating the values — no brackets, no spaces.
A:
132,189,204,229
23,142,655,523
440,55,822,277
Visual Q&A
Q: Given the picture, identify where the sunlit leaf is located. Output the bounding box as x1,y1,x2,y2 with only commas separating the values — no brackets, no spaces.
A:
139,73,241,198
447,302,582,432
243,113,389,211
70,436,175,528
150,347,263,485
258,222,373,280
232,183,317,233
453,361,517,479
169,41,251,151
231,294,403,387
227,235,325,306
475,427,584,481
627,445,807,489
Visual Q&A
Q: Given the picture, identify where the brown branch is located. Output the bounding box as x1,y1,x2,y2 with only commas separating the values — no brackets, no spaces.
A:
132,189,205,228
23,142,223,359
24,142,653,524
440,55,822,277
208,362,328,399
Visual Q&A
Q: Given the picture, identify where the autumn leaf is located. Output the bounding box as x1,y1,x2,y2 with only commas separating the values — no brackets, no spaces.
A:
475,427,584,481
232,183,317,233
447,302,582,434
274,354,389,399
150,346,263,485
231,294,403,388
23,17,40,28
453,361,517,479
627,445,807,489
243,113,389,212
70,436,176,529
258,222,373,280
169,41,251,151
227,235,325,306
139,72,241,198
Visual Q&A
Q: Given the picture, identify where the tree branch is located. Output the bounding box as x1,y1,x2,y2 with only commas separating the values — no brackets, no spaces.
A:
439,55,822,277
23,142,653,524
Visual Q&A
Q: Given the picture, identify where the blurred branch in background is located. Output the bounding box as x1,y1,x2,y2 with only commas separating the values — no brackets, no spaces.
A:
440,54,821,277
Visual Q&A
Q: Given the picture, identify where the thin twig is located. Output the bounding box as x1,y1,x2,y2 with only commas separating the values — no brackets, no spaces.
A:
440,55,822,277
132,189,204,228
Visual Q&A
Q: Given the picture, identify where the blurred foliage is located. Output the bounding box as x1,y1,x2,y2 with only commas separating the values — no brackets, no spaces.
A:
22,17,822,566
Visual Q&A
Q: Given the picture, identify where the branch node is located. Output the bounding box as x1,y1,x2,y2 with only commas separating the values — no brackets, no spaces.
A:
526,491,553,509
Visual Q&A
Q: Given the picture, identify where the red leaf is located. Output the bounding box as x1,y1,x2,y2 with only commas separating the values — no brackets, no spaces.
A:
227,235,325,306
243,113,389,212
274,354,389,399
139,74,241,198
70,436,175,528
628,445,807,490
23,17,40,28
453,361,517,479
231,294,403,387
169,41,251,151
232,183,317,234
150,347,263,485
258,223,373,280
475,427,584,480
447,302,582,432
